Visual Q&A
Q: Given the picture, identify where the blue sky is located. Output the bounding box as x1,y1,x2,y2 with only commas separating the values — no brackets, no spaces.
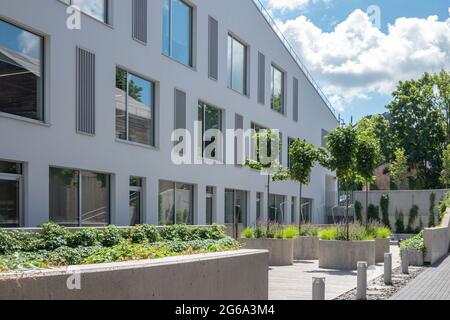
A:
261,0,450,123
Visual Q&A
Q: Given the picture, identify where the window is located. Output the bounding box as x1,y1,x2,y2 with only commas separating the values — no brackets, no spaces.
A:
130,177,143,226
116,68,155,146
0,19,44,121
198,102,222,160
271,65,285,114
251,122,281,164
162,0,193,66
225,189,247,239
49,168,110,227
0,161,23,227
159,180,193,225
63,0,108,23
256,192,263,221
206,186,215,225
269,194,286,224
227,35,247,95
301,198,313,223
291,196,296,223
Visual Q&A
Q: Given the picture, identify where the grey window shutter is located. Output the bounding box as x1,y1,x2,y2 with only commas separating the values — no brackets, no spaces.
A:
235,113,244,166
257,52,265,105
174,89,186,130
208,16,218,80
132,0,147,43
293,77,299,122
76,47,95,135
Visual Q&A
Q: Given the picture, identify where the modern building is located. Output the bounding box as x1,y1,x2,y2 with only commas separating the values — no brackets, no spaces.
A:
0,0,338,232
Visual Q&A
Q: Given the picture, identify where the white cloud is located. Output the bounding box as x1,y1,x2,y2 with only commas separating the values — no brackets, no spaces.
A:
18,31,40,59
277,10,450,110
265,0,332,12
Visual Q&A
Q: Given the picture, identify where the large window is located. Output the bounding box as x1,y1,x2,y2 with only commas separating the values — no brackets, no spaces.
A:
198,102,222,161
159,180,193,225
256,192,263,221
0,161,23,227
269,194,286,224
271,65,285,114
287,137,296,169
49,168,110,227
0,19,44,121
227,35,247,95
63,0,108,23
163,0,193,66
301,198,313,223
130,177,144,226
225,189,248,239
206,186,215,225
116,68,155,146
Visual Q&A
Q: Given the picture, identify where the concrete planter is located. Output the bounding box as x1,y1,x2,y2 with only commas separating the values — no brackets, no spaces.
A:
294,236,319,260
241,238,294,266
0,250,268,300
375,238,391,263
318,240,376,270
402,248,424,266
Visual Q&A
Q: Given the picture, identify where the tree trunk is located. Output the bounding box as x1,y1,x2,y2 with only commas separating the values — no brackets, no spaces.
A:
365,181,369,226
267,174,271,235
345,182,350,241
299,183,303,233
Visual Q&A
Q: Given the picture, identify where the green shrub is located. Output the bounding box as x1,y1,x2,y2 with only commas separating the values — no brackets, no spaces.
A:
406,205,419,233
130,225,160,244
400,231,426,256
39,223,70,250
254,224,266,239
242,228,254,239
98,225,122,247
367,205,380,222
282,226,299,239
319,224,373,241
380,194,391,228
395,210,405,234
319,227,337,240
298,225,320,237
68,228,100,247
354,201,363,224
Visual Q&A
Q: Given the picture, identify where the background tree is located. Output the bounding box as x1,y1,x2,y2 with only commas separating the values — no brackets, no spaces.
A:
388,72,447,189
274,139,320,231
322,125,357,240
440,144,450,188
433,71,450,143
355,136,379,225
390,148,409,189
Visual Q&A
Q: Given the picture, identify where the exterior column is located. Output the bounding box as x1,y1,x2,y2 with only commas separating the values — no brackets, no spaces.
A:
25,159,48,227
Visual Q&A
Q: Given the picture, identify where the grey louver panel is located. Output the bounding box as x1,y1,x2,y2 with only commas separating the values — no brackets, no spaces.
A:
279,132,283,165
257,52,265,105
132,0,147,43
208,16,218,80
293,77,299,122
76,47,95,135
235,113,244,166
174,89,186,130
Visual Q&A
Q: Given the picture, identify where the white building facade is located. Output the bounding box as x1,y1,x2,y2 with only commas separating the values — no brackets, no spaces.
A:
0,0,338,230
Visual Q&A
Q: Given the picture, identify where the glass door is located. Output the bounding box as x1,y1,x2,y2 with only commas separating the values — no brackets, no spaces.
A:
224,189,248,238
0,175,21,228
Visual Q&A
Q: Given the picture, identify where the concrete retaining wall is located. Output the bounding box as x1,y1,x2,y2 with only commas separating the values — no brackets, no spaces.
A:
294,237,319,260
424,212,450,265
375,238,390,263
318,240,376,270
354,189,448,229
0,250,268,300
402,248,424,266
241,238,293,266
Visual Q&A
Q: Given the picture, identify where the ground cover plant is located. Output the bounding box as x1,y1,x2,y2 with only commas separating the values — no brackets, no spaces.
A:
0,223,240,272
318,223,391,241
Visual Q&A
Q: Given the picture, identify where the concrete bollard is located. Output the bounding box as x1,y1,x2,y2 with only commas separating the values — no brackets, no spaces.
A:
401,249,409,274
312,277,325,300
384,253,392,285
356,261,368,300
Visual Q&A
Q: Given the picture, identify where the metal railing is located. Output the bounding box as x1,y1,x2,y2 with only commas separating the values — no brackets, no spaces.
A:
252,0,337,119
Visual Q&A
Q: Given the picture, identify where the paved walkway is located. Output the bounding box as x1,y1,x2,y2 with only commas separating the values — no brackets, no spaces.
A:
391,253,450,300
269,245,400,300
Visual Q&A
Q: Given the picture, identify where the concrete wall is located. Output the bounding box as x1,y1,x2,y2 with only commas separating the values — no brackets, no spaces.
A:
294,236,319,260
375,238,390,263
318,240,376,270
0,0,338,228
241,238,293,266
0,249,268,300
424,212,450,265
354,190,448,229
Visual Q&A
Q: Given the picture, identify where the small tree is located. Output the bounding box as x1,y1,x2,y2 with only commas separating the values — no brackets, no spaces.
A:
390,148,409,189
274,139,320,231
355,137,379,225
322,125,358,240
440,144,450,187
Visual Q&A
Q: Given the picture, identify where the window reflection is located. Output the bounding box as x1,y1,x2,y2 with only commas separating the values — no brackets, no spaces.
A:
271,65,284,114
227,35,247,95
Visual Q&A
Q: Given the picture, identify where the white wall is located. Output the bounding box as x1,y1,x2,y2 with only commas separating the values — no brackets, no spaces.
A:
0,0,338,227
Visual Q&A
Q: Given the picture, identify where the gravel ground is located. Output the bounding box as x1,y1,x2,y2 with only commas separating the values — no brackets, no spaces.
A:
334,266,426,300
